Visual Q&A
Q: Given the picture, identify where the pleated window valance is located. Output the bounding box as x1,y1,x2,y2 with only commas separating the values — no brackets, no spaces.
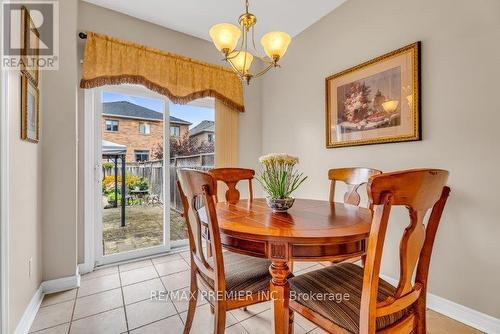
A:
79,32,245,112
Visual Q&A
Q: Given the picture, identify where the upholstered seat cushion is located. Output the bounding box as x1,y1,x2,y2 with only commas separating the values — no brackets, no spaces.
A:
203,252,272,296
289,263,410,333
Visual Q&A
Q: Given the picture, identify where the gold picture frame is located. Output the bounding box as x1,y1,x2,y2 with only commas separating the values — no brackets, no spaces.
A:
326,42,421,148
21,72,40,143
21,6,40,86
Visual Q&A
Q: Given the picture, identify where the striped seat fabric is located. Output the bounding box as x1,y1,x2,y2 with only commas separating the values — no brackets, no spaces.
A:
203,252,272,296
289,263,411,333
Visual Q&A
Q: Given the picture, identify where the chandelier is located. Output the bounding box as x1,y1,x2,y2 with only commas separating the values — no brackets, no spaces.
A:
209,0,291,84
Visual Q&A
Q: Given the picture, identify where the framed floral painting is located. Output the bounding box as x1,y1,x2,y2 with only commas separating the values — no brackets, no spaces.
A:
21,6,40,86
326,42,421,148
21,72,40,143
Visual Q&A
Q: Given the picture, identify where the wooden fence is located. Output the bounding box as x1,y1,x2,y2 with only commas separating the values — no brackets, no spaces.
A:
103,155,213,212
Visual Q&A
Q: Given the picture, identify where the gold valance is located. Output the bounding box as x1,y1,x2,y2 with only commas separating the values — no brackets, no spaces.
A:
80,32,244,112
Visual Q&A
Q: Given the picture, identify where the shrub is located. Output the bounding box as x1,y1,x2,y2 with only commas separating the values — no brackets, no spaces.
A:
102,162,114,170
107,192,122,204
102,175,149,194
130,177,148,191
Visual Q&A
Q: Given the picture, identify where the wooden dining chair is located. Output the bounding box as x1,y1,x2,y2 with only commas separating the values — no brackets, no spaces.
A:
289,169,450,334
329,167,382,206
209,167,255,204
177,169,272,334
328,167,382,265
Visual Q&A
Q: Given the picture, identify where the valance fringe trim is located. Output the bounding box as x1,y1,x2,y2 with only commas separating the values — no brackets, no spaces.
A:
80,75,244,112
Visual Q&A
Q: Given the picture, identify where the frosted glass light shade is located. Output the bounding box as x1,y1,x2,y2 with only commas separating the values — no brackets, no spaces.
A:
228,51,253,74
209,23,241,53
260,31,291,59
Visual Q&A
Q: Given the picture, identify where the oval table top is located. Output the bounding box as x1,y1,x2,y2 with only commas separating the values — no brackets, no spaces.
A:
215,198,372,243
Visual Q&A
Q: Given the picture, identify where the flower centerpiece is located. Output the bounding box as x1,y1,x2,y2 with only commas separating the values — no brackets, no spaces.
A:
256,153,307,212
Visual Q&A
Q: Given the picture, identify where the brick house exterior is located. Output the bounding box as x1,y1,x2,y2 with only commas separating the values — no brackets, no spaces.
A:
189,120,215,147
102,101,191,162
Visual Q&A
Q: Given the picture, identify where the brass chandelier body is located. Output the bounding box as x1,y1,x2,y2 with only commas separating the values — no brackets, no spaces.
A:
209,0,291,84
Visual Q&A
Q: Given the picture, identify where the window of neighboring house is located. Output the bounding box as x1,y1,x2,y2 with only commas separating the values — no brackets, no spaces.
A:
170,126,180,137
207,133,214,143
139,122,151,135
105,120,119,132
134,150,150,162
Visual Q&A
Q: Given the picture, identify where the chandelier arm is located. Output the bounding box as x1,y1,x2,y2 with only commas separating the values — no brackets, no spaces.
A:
226,56,245,78
242,23,249,74
225,25,245,61
249,26,268,60
252,62,276,79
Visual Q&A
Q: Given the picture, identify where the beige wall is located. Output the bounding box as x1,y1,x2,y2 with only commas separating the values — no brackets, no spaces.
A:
77,1,263,263
41,0,79,280
7,70,43,332
261,0,500,318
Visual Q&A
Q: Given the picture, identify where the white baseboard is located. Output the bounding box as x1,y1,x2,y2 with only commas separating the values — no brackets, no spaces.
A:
14,268,81,334
78,262,93,276
380,274,500,334
41,268,81,294
14,287,43,334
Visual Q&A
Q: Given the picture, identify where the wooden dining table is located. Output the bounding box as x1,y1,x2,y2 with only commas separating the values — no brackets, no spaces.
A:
214,198,373,334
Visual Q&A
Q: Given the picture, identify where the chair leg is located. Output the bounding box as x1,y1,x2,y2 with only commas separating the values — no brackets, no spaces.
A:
415,294,427,334
213,303,226,334
183,269,198,334
288,309,294,334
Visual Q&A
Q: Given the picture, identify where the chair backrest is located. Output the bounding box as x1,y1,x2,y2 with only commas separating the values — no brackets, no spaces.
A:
360,169,450,333
209,168,255,204
177,169,226,292
328,167,382,205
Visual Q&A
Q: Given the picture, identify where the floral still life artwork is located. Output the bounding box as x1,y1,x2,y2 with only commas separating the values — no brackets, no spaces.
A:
256,153,307,212
326,42,421,148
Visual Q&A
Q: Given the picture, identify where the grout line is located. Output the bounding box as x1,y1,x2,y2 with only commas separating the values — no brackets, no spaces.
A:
76,267,189,302
28,322,71,334
67,287,79,334
151,258,180,317
93,246,189,270
118,264,132,332
38,292,78,309
71,305,124,322
76,285,122,299
127,313,184,333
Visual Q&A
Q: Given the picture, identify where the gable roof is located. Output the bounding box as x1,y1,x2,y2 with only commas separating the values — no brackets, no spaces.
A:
103,101,191,125
189,120,214,137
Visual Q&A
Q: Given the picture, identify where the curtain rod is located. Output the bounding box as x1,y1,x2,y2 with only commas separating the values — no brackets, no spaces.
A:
79,32,87,39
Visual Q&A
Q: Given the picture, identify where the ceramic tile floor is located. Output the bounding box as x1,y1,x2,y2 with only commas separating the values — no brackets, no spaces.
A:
29,252,484,334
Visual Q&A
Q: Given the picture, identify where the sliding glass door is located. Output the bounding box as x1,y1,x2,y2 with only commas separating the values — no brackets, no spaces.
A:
93,85,170,265
88,85,215,266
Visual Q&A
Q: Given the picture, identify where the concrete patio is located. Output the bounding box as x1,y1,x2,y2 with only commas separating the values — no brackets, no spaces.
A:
102,205,187,255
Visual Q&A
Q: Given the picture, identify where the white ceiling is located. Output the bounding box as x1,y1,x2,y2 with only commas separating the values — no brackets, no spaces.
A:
82,0,346,41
